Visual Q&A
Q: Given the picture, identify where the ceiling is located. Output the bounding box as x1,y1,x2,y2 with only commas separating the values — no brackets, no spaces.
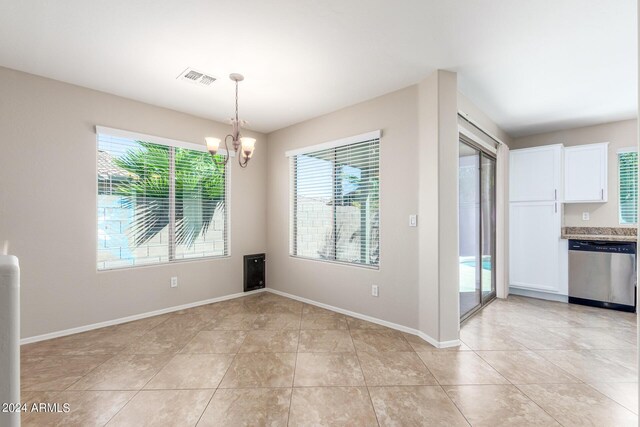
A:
0,0,636,137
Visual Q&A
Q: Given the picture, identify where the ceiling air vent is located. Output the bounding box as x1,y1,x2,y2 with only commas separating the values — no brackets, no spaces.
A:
177,68,217,87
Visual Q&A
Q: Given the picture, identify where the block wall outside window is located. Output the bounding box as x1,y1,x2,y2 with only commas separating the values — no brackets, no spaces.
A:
290,137,380,268
97,132,228,270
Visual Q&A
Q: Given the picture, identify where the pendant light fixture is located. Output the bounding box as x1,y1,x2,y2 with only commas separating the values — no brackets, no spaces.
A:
205,73,256,168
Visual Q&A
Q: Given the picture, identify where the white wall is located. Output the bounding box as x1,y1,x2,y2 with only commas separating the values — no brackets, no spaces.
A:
512,119,637,227
0,67,267,338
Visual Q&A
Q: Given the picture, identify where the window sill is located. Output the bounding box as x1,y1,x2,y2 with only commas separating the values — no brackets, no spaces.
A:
289,254,379,271
97,254,231,272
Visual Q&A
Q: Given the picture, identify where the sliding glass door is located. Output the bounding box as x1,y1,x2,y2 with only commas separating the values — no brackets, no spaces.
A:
459,142,481,318
458,138,496,320
480,154,496,303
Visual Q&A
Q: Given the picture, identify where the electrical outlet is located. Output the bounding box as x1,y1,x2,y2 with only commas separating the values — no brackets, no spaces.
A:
170,277,178,288
371,284,379,297
582,212,590,221
409,215,417,227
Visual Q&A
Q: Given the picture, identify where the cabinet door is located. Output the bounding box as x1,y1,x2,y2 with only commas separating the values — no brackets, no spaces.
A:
510,145,562,202
564,143,608,203
509,201,564,293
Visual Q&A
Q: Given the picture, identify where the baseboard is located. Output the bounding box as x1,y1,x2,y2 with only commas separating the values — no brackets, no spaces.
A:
509,286,568,303
22,287,463,349
266,288,460,349
20,288,266,345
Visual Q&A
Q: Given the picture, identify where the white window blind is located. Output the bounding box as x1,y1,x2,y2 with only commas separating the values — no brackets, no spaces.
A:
290,136,380,268
618,149,638,225
97,131,228,270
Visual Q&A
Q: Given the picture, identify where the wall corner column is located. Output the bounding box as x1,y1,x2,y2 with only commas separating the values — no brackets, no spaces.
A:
417,70,460,345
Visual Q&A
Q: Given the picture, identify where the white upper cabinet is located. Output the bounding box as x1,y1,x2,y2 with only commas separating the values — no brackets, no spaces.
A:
564,142,608,203
509,145,562,202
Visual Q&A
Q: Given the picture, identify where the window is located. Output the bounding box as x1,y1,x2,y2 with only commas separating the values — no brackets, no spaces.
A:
289,133,380,268
97,128,228,270
618,149,638,224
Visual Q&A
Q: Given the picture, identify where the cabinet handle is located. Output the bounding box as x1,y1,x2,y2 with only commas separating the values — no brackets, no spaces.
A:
601,189,604,200
555,202,557,213
554,189,557,201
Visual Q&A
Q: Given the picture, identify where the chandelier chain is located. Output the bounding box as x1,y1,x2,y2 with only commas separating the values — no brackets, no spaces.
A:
235,80,239,124
205,73,253,168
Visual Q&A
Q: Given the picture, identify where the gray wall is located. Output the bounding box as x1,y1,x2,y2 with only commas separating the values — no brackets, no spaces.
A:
266,71,482,343
266,85,421,330
512,119,637,227
458,92,513,147
0,67,267,338
417,70,460,342
1,66,510,343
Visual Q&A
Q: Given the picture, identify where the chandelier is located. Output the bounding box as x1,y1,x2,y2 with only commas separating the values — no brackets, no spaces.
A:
205,73,256,168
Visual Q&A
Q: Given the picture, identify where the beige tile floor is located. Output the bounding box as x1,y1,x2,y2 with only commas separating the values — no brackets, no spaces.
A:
20,292,638,426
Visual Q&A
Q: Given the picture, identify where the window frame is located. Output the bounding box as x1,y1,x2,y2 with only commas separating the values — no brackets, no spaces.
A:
617,147,638,225
96,126,232,271
287,131,381,270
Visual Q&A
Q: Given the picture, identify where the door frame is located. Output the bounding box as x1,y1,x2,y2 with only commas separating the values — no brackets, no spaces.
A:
459,134,497,322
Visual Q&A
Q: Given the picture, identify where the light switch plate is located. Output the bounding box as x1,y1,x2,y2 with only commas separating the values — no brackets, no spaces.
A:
170,277,178,288
409,215,417,227
371,285,379,297
582,212,590,221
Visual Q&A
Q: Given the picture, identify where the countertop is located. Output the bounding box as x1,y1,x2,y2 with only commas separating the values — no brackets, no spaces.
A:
561,227,638,243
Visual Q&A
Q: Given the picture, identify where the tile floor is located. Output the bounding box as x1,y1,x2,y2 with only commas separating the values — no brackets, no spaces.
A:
20,292,638,426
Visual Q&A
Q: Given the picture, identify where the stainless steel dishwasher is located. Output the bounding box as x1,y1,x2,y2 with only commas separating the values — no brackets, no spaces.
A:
568,240,637,312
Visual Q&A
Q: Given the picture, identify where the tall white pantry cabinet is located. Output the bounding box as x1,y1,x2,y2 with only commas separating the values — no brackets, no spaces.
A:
509,145,568,297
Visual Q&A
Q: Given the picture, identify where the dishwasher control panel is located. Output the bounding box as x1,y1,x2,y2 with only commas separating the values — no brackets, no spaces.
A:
569,240,636,254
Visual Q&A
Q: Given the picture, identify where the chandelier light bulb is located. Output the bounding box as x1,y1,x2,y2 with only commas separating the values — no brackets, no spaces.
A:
205,137,221,155
240,137,256,159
